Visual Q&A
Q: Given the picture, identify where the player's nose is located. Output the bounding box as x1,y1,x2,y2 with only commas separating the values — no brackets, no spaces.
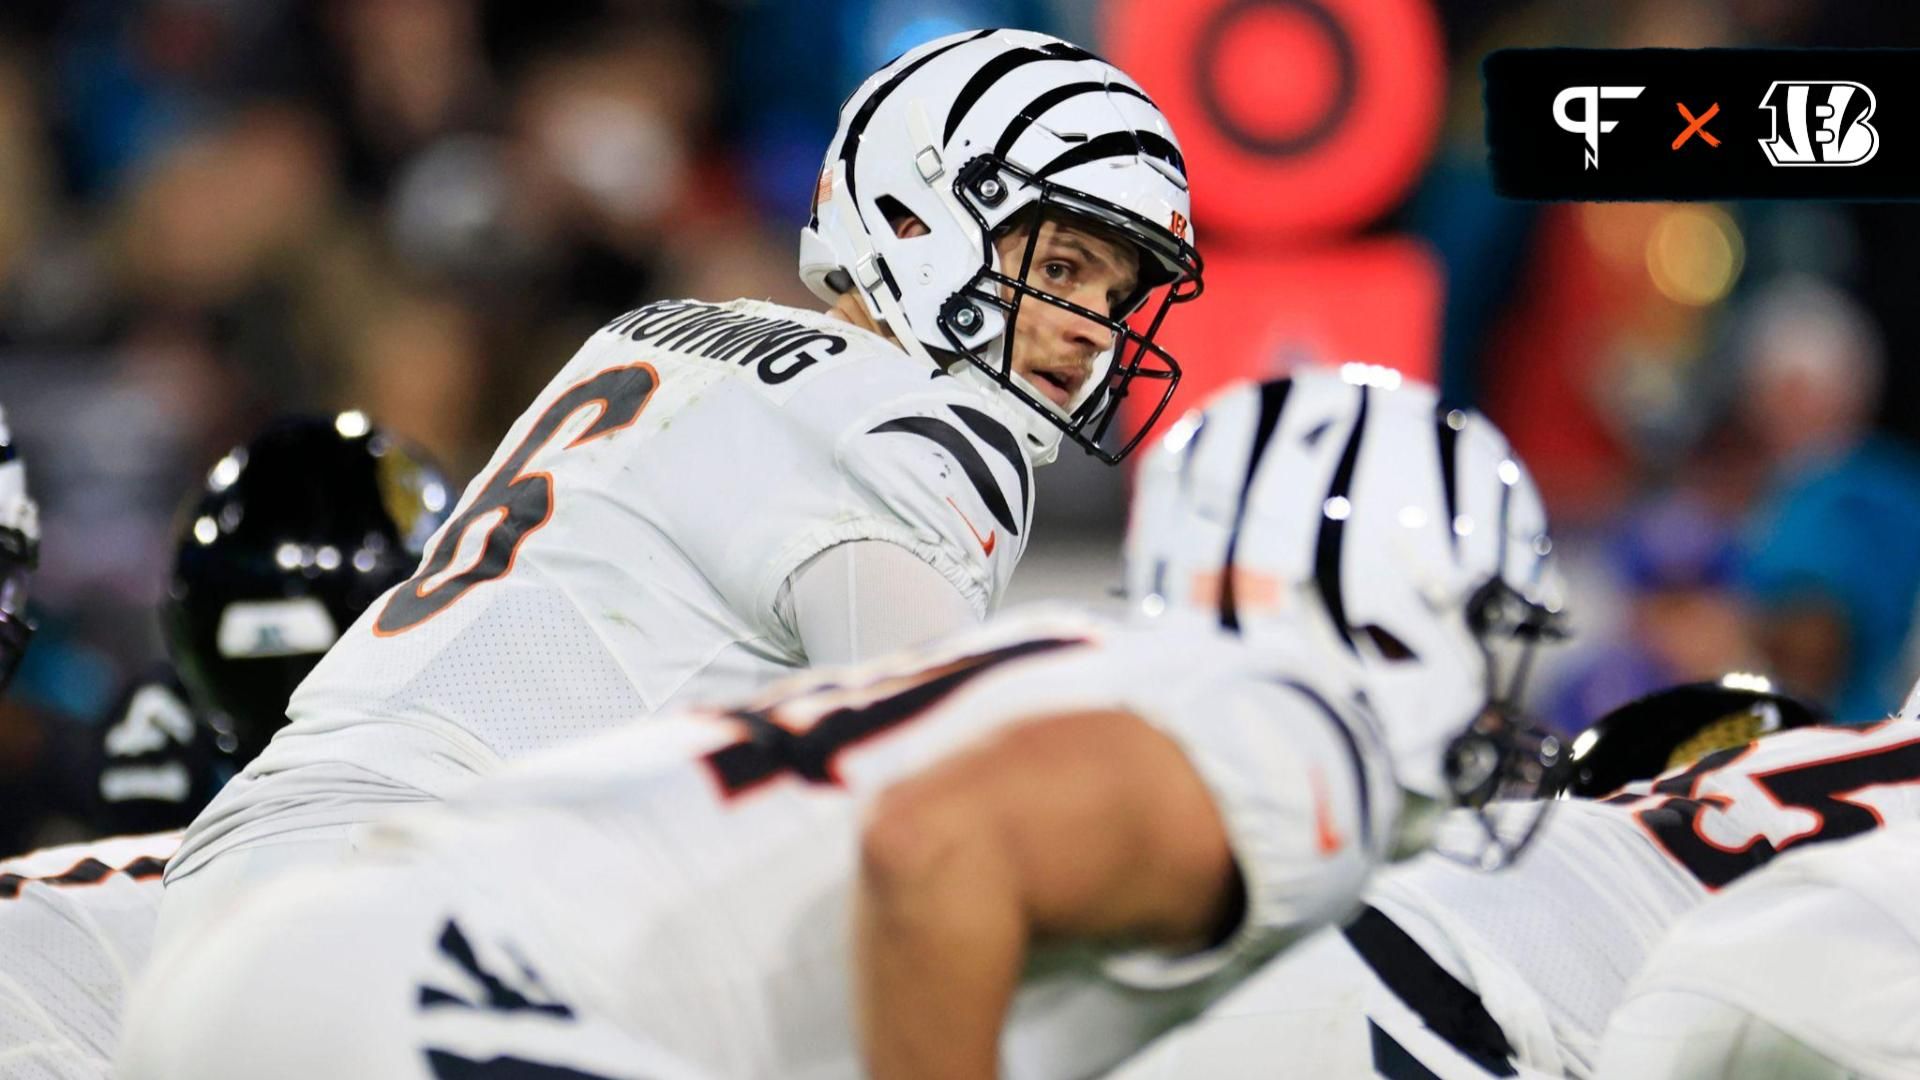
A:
1061,300,1116,356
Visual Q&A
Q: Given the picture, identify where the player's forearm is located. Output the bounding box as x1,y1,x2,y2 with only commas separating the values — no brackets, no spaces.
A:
851,710,1244,1077
853,802,1027,1080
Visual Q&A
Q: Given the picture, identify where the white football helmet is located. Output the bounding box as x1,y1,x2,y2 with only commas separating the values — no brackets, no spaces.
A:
800,28,1203,466
0,405,38,696
1126,365,1568,863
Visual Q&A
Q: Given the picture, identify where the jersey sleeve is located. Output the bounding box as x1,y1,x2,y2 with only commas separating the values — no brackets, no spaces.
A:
1103,666,1404,990
745,385,1034,627
831,388,1035,618
1606,826,1920,1080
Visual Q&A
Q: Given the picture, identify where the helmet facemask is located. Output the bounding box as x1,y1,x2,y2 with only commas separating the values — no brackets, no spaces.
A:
1426,578,1571,868
1335,422,1570,870
934,156,1201,464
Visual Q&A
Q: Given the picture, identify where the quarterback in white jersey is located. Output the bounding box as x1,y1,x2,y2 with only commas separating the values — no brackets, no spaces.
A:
119,369,1569,1079
1599,820,1920,1079
1116,696,1920,1079
158,26,1206,937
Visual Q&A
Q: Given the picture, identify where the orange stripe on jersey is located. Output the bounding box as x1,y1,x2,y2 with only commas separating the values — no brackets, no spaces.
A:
0,852,168,900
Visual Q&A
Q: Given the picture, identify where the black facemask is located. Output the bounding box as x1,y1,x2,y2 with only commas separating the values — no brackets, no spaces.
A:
937,155,1203,464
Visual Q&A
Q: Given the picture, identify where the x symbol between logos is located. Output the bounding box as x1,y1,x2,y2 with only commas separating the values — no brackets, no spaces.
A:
1673,102,1721,149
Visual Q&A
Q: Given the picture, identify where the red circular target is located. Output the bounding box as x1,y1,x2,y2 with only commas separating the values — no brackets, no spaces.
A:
1105,0,1444,239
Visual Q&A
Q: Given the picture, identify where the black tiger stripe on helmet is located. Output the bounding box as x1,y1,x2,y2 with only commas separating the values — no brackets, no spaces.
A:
1434,404,1465,561
1038,130,1188,181
992,81,1159,161
1312,385,1370,654
812,28,996,233
1217,379,1293,633
943,40,1105,145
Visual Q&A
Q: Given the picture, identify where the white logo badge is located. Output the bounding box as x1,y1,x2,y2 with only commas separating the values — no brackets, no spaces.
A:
1553,85,1646,169
216,597,339,659
1758,81,1879,166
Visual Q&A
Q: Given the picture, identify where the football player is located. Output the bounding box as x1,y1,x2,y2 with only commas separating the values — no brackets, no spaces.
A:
117,368,1567,1080
154,27,1207,948
1597,819,1920,1079
95,414,454,834
1597,673,1920,1079
0,415,449,1077
1109,679,1910,1080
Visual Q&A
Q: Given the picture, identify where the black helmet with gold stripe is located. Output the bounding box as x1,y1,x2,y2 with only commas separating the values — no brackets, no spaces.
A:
162,413,453,763
1562,675,1826,799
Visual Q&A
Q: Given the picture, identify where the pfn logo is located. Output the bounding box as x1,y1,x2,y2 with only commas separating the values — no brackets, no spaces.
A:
1758,81,1879,166
1553,85,1645,169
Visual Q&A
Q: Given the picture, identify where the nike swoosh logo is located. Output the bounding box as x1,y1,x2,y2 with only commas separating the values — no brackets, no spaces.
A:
1310,766,1345,855
946,497,996,557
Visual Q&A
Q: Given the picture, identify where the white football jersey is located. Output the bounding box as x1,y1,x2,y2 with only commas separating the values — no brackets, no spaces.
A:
1597,821,1920,1080
1118,717,1920,1079
0,831,179,1078
168,299,1039,884
118,610,1403,1080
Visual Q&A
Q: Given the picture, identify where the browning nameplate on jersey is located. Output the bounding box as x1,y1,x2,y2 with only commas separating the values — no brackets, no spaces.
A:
605,300,847,386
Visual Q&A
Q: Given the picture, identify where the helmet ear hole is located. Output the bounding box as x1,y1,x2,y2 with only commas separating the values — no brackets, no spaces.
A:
1360,624,1418,663
874,195,926,238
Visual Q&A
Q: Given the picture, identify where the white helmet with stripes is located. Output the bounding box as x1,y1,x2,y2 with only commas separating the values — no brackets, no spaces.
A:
801,28,1203,466
0,406,37,696
1125,365,1568,863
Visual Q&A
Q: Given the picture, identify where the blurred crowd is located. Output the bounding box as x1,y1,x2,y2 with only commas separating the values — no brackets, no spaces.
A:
4,0,1920,850
0,0,924,848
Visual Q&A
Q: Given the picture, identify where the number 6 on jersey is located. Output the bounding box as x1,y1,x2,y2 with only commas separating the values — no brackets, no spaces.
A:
375,363,659,635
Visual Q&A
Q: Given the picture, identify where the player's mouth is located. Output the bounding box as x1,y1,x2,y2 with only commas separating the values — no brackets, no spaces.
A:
1025,365,1087,409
